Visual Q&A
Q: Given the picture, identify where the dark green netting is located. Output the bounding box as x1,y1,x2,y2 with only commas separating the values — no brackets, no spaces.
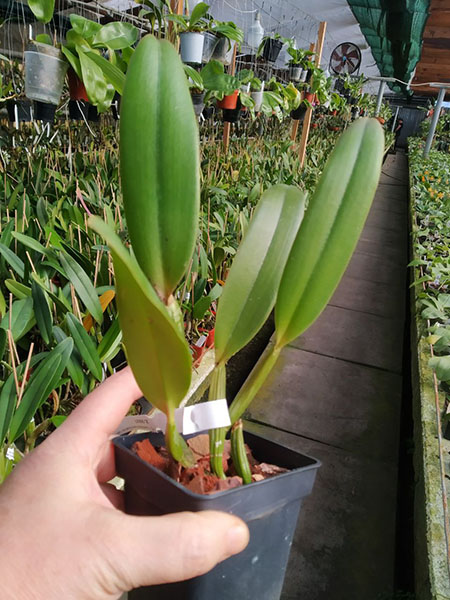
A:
347,0,430,95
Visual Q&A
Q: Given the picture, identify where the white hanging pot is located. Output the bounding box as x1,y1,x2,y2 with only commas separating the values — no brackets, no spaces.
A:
180,32,205,64
251,90,263,111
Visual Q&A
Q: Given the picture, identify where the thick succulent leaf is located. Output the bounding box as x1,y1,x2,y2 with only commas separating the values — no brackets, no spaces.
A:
120,35,200,301
8,338,73,443
275,118,384,347
89,216,192,414
215,184,306,364
27,0,54,23
78,47,108,108
85,51,125,95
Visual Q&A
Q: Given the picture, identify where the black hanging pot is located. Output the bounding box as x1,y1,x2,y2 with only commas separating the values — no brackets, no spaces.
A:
262,38,283,63
114,429,320,600
290,104,307,121
191,92,205,117
68,100,99,122
6,99,33,122
222,96,242,123
33,100,56,123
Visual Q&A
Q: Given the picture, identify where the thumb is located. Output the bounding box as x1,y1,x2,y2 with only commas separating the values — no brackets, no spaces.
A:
102,510,249,592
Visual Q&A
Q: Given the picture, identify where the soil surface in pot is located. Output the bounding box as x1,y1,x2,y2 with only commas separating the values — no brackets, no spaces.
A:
133,433,288,495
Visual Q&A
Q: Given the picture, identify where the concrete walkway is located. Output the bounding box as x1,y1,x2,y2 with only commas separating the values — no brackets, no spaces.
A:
244,152,409,600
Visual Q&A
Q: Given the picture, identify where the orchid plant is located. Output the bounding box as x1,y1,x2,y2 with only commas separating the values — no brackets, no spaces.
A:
90,34,384,474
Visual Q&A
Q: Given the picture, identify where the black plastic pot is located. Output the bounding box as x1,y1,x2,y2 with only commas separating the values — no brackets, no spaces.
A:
114,430,320,600
262,38,283,63
191,92,205,117
6,99,33,122
290,104,307,121
68,100,99,122
222,97,242,123
34,100,56,123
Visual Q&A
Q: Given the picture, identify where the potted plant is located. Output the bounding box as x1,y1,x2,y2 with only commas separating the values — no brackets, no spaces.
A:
167,2,211,64
184,65,206,117
61,14,137,114
210,20,244,65
258,33,287,63
24,35,68,108
249,76,264,112
89,34,384,599
286,44,314,83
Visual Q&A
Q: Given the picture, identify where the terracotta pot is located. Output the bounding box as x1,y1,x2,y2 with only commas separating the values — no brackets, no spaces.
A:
68,69,89,102
375,116,385,124
217,90,238,110
305,91,315,103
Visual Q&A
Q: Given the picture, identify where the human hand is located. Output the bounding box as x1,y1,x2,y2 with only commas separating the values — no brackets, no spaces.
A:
0,367,249,599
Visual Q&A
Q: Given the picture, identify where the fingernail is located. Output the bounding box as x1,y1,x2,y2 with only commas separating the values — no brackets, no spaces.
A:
226,523,249,555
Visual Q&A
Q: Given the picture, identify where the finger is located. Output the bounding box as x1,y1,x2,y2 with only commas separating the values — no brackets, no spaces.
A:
53,367,142,449
103,510,249,590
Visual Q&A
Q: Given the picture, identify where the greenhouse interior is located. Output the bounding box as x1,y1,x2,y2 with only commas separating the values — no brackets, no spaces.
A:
0,0,449,598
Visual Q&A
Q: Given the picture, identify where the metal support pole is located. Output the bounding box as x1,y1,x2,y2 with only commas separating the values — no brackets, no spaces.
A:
375,80,386,116
391,106,400,132
424,87,446,158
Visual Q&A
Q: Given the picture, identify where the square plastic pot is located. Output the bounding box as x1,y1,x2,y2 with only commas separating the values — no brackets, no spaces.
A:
6,99,33,123
262,38,283,63
24,42,68,105
33,100,56,123
180,32,205,64
114,430,320,600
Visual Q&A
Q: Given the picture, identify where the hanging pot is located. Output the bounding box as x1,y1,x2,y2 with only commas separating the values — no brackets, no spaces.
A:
262,38,283,63
114,430,320,600
211,38,235,65
290,104,307,121
6,99,33,123
191,92,205,117
251,90,263,112
33,100,56,123
180,32,205,64
202,32,219,63
24,41,68,105
67,68,89,102
217,89,239,110
289,64,302,82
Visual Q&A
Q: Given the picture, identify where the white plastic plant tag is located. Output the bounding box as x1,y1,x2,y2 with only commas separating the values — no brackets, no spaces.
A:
195,335,207,348
6,446,15,461
113,399,231,437
175,399,230,435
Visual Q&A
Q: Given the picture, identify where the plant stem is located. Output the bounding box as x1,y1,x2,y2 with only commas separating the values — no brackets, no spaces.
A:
208,363,227,478
165,410,195,468
229,343,281,424
230,419,252,484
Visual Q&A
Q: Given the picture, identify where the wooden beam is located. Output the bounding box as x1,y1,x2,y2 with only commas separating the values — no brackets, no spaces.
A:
298,22,326,167
424,11,450,27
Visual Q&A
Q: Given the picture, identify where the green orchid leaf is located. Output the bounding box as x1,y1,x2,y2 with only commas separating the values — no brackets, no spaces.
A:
275,118,384,347
61,46,82,80
215,184,306,364
31,281,53,346
429,355,450,382
27,0,54,23
88,216,192,414
97,317,122,363
5,280,31,300
8,338,73,443
12,231,49,256
92,22,138,50
0,373,17,447
0,328,6,361
59,251,103,324
0,298,35,342
35,33,53,45
52,326,85,390
0,242,25,278
69,14,102,40
120,35,200,301
65,313,103,381
189,1,209,27
77,47,108,109
85,51,125,95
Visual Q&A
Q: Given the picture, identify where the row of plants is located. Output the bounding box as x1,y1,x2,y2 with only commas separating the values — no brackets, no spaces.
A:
408,137,450,404
0,110,342,480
